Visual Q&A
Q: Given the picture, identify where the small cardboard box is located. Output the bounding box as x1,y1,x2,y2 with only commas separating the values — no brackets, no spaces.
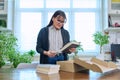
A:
57,60,86,72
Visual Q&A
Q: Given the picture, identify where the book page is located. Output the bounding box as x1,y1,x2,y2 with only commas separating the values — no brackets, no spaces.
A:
74,57,118,73
91,57,108,67
57,41,80,53
91,58,118,73
92,62,117,73
36,64,60,74
37,64,60,69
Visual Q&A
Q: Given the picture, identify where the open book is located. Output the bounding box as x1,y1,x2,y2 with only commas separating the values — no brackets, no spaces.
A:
74,57,118,73
57,41,80,53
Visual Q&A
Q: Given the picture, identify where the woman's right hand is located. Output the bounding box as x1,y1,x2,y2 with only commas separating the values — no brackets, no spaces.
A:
44,50,57,57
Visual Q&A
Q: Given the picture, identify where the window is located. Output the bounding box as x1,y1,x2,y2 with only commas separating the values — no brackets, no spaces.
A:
75,13,96,51
20,0,44,8
46,0,70,8
20,13,41,51
13,0,105,55
73,0,97,8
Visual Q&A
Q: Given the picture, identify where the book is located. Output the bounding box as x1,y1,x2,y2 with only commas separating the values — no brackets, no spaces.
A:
36,64,60,74
57,60,86,72
39,73,60,80
74,57,119,73
108,15,112,27
57,41,80,53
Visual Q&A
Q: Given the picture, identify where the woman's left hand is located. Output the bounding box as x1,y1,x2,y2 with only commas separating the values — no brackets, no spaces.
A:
69,48,76,53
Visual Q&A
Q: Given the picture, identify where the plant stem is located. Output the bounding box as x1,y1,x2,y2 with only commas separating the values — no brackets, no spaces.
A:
100,46,102,54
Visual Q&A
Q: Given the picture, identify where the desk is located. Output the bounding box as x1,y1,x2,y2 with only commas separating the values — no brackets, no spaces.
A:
0,68,120,80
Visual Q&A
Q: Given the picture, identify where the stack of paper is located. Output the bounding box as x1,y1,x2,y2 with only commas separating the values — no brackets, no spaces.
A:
36,64,60,74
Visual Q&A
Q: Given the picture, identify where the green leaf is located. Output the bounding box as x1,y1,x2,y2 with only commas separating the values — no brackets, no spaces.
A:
93,31,109,54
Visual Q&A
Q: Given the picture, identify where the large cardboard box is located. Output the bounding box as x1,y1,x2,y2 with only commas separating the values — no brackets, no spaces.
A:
57,60,86,72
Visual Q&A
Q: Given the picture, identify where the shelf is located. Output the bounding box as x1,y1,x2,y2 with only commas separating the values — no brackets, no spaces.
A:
0,27,11,32
112,2,120,4
0,11,7,15
0,0,7,15
104,27,120,32
109,12,120,16
109,0,120,14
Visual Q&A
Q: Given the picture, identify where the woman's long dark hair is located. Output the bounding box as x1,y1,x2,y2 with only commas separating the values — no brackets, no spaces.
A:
46,10,66,27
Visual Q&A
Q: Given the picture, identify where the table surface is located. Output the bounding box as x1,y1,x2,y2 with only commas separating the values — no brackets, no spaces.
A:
0,68,120,80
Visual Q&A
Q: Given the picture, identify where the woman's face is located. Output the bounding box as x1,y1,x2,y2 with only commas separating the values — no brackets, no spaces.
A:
52,15,65,30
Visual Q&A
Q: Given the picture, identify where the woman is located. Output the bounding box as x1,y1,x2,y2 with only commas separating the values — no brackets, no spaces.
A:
36,10,75,64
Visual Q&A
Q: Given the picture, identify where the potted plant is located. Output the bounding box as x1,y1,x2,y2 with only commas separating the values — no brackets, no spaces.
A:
0,31,36,68
71,40,84,59
74,44,84,56
0,31,17,68
93,31,109,57
10,50,36,68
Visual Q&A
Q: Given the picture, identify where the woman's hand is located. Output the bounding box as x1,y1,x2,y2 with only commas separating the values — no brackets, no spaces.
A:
69,48,76,53
44,50,57,57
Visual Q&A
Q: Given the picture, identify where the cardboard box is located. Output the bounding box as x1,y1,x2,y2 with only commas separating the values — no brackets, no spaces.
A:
57,60,86,72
